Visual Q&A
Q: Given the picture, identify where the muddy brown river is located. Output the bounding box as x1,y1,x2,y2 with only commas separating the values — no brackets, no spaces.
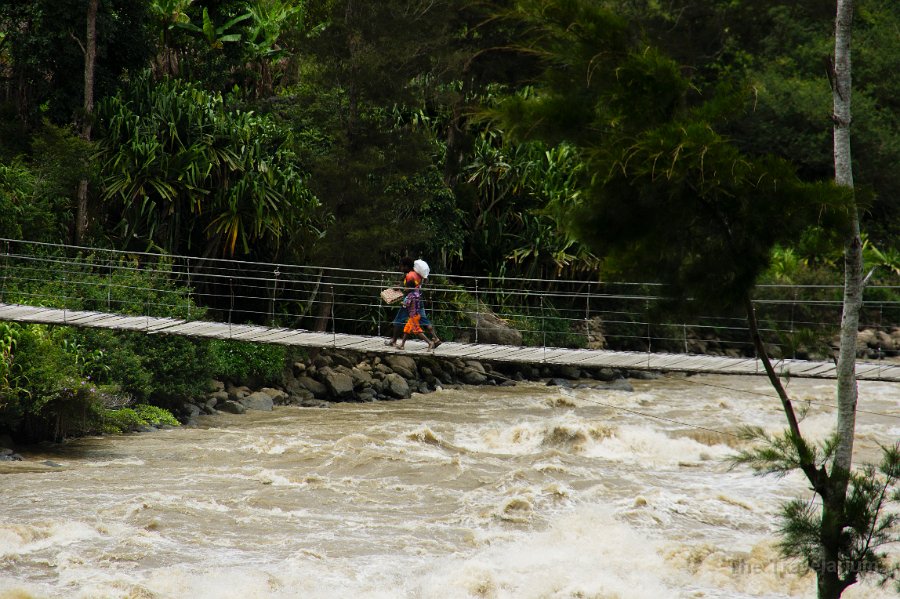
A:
1,374,897,598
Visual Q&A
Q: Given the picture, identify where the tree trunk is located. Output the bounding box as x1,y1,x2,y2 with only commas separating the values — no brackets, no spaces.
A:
818,500,855,599
832,0,859,484
313,283,334,333
821,1,860,597
76,0,99,244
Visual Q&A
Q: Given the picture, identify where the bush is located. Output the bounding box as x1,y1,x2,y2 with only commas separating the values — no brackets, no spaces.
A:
99,406,145,434
131,334,212,406
99,404,179,434
132,404,179,427
2,252,214,412
0,159,69,243
0,320,209,441
207,339,286,385
58,327,211,405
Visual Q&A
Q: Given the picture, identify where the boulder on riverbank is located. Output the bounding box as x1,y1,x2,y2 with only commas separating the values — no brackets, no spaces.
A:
184,346,641,421
841,326,900,359
178,324,900,423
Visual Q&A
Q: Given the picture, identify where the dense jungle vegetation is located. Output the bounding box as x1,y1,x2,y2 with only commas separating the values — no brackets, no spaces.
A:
0,0,898,441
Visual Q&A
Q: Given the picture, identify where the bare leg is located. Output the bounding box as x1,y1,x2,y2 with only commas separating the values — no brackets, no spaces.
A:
386,323,402,346
398,333,408,350
418,332,435,349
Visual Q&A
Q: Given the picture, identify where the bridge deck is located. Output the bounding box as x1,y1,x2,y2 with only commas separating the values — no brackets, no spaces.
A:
1,303,898,381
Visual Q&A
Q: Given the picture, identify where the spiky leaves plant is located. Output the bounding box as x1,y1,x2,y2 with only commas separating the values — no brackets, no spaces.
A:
96,72,324,260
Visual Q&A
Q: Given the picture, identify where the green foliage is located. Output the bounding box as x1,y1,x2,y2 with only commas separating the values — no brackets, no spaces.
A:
133,404,180,426
0,123,95,243
178,7,250,48
0,309,186,440
486,1,854,314
508,310,587,349
732,426,831,477
718,0,900,246
5,252,204,320
100,403,179,434
56,328,210,407
757,240,900,360
61,337,111,382
241,0,306,96
0,323,101,441
7,326,80,414
460,133,600,279
245,0,303,59
0,161,37,240
33,378,101,442
574,120,850,313
864,239,900,278
0,326,134,440
0,0,153,129
0,158,69,242
97,72,324,259
0,252,213,427
98,334,154,400
0,323,28,424
207,339,286,384
734,430,900,591
99,406,145,434
779,444,900,589
131,335,211,405
283,85,457,267
282,0,470,268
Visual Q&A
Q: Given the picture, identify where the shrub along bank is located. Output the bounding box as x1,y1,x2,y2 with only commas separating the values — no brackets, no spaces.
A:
0,321,291,446
0,326,645,456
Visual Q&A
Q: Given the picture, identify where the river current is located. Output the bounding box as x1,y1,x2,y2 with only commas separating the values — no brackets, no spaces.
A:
1,374,897,599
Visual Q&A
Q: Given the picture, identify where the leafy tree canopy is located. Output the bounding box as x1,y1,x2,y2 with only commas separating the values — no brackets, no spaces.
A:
486,0,852,311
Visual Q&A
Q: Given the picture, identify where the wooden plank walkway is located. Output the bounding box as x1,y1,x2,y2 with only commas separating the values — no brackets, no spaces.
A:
1,303,898,382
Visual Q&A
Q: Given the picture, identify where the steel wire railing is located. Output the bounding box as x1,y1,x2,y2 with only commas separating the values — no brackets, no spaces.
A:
0,238,897,359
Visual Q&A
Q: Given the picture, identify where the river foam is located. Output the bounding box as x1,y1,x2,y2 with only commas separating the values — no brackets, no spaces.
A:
1,375,896,598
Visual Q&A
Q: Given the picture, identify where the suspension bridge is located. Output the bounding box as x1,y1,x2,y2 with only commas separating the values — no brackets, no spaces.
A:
1,238,898,381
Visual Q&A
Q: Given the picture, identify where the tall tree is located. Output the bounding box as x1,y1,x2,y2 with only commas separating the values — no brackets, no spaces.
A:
74,0,99,243
815,1,864,596
749,3,899,597
288,0,463,268
485,3,897,597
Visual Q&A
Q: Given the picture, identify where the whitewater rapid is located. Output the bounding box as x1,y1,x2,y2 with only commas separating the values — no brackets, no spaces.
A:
1,374,897,598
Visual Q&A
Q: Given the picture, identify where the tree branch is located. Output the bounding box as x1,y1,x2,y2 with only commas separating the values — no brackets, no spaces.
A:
744,295,829,495
69,30,86,55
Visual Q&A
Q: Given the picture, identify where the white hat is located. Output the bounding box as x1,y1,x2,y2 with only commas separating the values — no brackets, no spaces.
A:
413,259,430,279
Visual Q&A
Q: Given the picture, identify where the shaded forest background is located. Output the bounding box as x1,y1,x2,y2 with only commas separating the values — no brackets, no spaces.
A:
1,0,897,278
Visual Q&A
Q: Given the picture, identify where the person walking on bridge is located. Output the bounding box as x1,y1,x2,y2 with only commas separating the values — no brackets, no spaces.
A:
385,256,441,349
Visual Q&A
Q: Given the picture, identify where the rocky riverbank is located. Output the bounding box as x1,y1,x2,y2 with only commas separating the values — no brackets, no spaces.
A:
178,347,651,424
181,325,900,423
3,326,894,455
0,348,646,459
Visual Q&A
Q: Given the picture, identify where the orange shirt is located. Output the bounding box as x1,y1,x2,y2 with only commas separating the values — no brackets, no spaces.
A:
404,270,423,289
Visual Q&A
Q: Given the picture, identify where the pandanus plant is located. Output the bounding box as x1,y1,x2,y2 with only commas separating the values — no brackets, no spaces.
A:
96,73,324,259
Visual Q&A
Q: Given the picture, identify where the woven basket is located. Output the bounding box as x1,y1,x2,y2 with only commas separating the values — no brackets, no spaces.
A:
380,288,404,304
